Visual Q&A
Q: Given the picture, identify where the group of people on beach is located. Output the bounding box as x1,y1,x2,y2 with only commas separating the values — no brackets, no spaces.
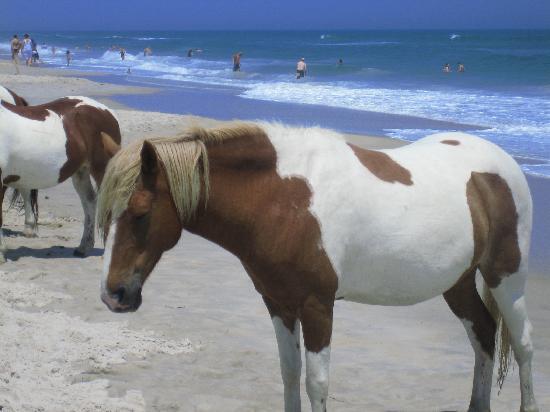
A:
10,34,40,74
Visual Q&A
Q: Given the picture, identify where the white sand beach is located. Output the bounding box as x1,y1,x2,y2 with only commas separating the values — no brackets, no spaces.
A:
0,62,549,411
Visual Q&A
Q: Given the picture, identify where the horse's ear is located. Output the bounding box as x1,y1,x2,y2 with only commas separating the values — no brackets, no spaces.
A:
141,140,158,177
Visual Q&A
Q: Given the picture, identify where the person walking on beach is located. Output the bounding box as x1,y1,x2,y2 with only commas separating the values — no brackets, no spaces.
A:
66,50,72,66
296,57,307,79
232,52,242,72
10,35,21,74
22,34,33,66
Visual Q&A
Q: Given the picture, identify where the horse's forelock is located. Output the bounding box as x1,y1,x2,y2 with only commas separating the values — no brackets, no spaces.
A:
97,122,262,239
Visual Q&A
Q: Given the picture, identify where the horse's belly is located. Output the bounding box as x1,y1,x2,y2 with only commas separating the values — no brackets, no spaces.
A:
6,151,67,189
336,249,470,306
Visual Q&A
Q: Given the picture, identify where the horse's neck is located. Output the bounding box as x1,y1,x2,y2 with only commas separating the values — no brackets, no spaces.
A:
184,133,277,258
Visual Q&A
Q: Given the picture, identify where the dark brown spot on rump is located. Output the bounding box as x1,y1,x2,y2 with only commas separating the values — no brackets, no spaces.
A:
441,139,460,145
466,172,521,288
347,143,413,185
58,107,121,184
3,175,20,185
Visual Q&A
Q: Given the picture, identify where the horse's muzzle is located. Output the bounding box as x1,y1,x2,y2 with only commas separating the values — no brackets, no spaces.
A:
101,285,142,313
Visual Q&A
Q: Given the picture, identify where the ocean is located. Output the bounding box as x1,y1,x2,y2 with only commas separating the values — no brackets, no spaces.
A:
1,30,549,177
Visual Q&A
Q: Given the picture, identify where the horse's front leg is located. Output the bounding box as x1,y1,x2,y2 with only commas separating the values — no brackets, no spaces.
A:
301,294,334,412
263,296,302,412
21,189,38,237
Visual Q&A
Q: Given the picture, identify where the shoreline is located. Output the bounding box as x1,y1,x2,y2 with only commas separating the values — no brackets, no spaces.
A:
0,56,548,411
0,58,486,137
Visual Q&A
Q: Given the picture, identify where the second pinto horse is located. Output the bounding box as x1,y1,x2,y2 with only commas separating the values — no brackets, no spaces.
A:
0,96,121,261
98,124,538,411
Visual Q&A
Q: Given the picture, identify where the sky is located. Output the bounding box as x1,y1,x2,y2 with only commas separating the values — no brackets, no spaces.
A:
2,0,549,31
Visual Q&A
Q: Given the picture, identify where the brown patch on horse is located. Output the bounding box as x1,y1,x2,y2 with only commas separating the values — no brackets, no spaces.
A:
347,143,413,185
6,88,28,106
466,172,521,288
58,107,121,184
441,139,460,146
2,175,20,185
1,97,83,121
184,128,338,352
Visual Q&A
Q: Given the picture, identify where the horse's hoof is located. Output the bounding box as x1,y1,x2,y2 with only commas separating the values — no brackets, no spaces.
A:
73,249,86,258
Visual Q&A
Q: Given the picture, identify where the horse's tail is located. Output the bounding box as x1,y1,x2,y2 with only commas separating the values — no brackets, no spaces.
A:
481,279,513,391
8,189,39,220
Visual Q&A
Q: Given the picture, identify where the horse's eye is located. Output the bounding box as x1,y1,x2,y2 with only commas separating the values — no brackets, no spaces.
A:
133,211,148,221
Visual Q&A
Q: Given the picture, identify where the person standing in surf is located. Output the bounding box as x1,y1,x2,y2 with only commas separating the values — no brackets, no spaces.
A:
296,57,307,78
232,52,242,72
21,34,33,66
10,35,21,74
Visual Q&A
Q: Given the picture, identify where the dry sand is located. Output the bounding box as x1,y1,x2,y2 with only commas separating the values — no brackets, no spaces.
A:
0,63,549,411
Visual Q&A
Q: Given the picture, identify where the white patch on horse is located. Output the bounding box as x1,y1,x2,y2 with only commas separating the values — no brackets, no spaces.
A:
263,125,530,306
67,96,119,122
305,346,330,410
0,86,16,104
0,106,68,189
272,317,301,410
101,221,117,295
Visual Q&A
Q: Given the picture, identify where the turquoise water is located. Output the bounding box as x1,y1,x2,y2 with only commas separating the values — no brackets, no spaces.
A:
2,30,549,176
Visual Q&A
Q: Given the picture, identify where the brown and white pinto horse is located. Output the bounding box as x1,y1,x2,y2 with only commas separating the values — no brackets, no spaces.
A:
98,123,538,412
0,95,121,261
0,85,40,238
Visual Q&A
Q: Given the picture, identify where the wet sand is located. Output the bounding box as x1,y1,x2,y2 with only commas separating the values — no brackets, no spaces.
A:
0,63,549,411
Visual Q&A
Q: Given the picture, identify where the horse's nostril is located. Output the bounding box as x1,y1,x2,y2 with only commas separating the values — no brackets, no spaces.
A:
115,286,126,302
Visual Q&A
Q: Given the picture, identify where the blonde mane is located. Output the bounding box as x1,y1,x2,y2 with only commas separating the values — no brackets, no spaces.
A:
96,123,264,237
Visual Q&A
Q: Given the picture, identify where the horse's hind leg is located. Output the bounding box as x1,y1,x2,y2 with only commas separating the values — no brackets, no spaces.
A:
72,165,96,257
488,272,538,412
20,189,38,237
0,186,7,263
444,268,496,412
